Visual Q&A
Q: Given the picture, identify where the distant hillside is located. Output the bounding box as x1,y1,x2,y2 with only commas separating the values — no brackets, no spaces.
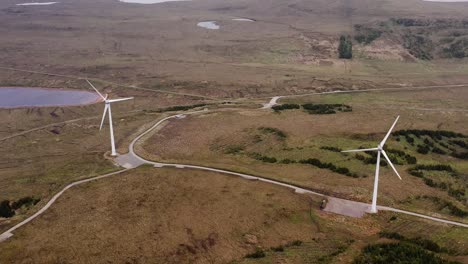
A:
354,18,468,61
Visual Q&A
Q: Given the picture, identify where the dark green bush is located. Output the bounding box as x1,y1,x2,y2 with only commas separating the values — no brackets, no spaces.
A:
156,103,208,112
299,158,356,177
301,103,352,115
417,145,431,154
439,142,450,149
451,151,468,160
379,231,404,240
224,145,244,154
449,140,468,149
320,146,342,152
338,35,353,59
421,196,467,218
409,170,424,177
448,188,465,201
280,159,295,164
271,245,284,252
355,152,387,166
249,153,277,163
245,249,266,258
394,130,466,139
384,148,417,165
412,164,454,172
432,147,447,155
379,232,446,253
354,27,382,44
0,200,15,218
403,34,434,60
11,196,40,210
393,18,429,27
424,138,433,146
271,104,300,112
405,135,415,144
287,240,303,247
445,202,468,217
408,165,465,203
443,39,467,58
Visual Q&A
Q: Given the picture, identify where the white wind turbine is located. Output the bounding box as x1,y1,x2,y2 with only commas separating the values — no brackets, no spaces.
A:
86,80,133,157
341,116,402,213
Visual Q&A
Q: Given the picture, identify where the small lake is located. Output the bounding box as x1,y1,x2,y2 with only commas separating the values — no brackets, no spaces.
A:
197,21,220,30
119,0,190,4
0,87,102,108
16,2,58,5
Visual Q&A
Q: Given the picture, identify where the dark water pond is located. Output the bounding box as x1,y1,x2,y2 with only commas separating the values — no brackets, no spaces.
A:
0,87,102,108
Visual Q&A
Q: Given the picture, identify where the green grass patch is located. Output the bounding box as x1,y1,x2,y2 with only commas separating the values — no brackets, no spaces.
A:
353,242,460,264
411,196,467,218
379,231,449,254
408,164,465,202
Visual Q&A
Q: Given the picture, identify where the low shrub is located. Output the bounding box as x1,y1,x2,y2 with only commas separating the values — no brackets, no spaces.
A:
379,231,446,253
302,103,352,115
224,145,244,155
407,165,464,201
445,202,468,217
421,196,468,218
417,144,431,154
432,147,447,155
249,153,277,163
280,159,295,164
149,103,208,113
355,152,387,166
451,151,468,160
405,135,415,144
394,130,466,139
449,140,468,149
320,146,342,152
300,158,357,177
354,27,382,44
412,164,455,172
287,240,303,247
0,200,15,218
245,249,266,259
386,148,417,164
271,104,300,112
338,35,353,59
271,245,284,252
11,196,40,210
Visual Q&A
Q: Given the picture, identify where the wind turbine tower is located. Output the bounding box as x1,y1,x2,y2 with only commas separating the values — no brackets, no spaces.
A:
86,80,133,156
342,116,402,213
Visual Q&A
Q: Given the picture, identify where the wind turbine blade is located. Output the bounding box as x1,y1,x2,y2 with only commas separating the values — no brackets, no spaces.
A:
381,150,402,180
107,97,134,103
100,104,109,130
341,148,379,153
380,116,400,147
86,79,106,100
